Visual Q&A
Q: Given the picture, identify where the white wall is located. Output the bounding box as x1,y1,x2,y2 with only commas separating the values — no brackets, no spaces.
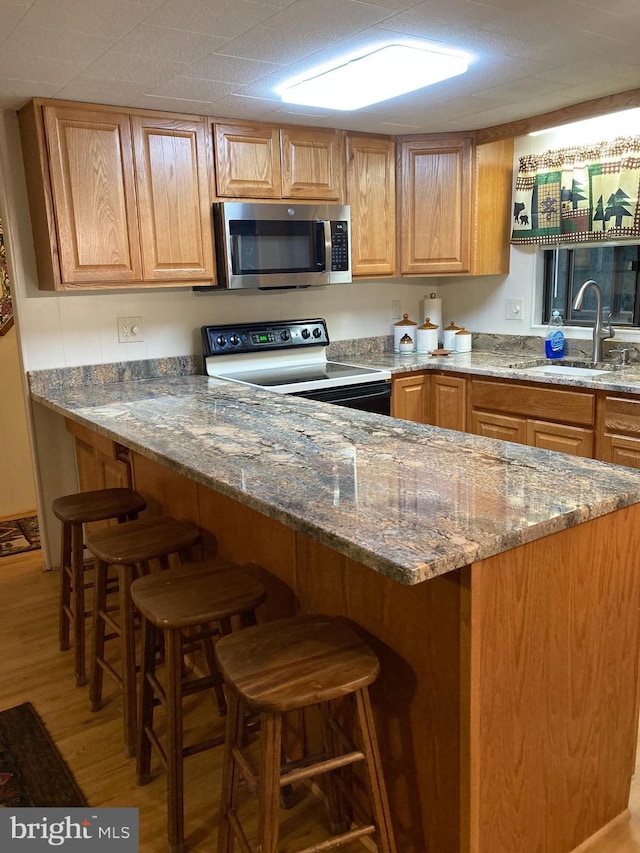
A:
440,108,640,344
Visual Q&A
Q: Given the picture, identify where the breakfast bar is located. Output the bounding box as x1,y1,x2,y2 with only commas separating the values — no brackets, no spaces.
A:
29,370,640,853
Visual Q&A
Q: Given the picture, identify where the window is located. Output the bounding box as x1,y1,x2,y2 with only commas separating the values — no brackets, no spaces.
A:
543,244,640,326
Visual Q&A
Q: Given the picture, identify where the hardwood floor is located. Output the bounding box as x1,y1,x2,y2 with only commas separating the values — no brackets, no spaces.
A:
1,547,640,852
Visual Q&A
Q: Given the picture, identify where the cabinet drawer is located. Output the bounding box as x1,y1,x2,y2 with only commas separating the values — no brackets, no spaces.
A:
601,396,640,438
526,420,593,457
470,411,527,444
471,380,595,426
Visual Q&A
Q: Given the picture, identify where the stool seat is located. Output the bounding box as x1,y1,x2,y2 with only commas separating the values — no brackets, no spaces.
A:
131,559,267,629
215,613,380,712
53,487,146,525
86,516,201,565
216,614,396,853
86,515,202,758
53,487,146,687
130,559,267,853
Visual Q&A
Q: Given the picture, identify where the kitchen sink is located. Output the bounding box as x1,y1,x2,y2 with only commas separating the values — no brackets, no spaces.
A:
523,364,611,377
507,358,627,376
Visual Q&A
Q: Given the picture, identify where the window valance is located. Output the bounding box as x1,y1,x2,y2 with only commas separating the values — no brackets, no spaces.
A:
511,136,640,245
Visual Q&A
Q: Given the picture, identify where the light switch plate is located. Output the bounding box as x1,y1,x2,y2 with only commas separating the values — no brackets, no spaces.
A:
506,299,524,321
117,316,144,342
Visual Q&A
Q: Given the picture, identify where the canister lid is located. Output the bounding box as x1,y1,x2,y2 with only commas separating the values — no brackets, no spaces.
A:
444,321,461,331
418,317,438,330
456,326,471,335
395,313,416,326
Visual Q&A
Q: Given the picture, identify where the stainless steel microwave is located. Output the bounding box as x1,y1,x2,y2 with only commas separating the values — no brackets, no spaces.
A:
212,201,351,289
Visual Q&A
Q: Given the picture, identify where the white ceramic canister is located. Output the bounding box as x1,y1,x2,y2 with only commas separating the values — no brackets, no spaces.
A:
455,326,472,353
416,317,439,353
443,321,461,352
394,313,417,352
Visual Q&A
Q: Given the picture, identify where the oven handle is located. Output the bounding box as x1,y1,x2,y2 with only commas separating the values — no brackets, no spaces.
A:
293,380,391,405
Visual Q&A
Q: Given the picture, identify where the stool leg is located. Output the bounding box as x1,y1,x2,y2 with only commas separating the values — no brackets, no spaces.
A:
59,521,72,652
217,690,245,853
322,700,351,835
355,687,396,853
166,627,185,853
201,629,227,716
89,559,108,713
71,522,87,686
258,712,282,853
120,563,138,758
136,617,157,786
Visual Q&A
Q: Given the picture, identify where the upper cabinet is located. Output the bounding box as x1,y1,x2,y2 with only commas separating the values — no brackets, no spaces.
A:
399,133,474,275
19,100,214,290
213,121,344,201
398,133,513,277
346,134,396,277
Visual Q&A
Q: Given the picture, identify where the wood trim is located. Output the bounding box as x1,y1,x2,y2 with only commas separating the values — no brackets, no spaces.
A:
476,86,640,144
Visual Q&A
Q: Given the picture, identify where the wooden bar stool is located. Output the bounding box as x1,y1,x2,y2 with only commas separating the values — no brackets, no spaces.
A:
130,560,267,853
86,515,201,757
52,487,147,687
215,614,396,853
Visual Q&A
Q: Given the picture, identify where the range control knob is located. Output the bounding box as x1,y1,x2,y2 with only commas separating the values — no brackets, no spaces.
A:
280,330,290,341
301,328,311,339
229,333,240,346
215,334,227,348
312,327,322,339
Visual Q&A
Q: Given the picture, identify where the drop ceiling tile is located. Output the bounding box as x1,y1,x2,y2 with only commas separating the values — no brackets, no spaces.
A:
262,0,397,46
107,23,229,63
0,1,31,33
0,78,60,109
133,94,221,113
82,52,191,86
150,0,280,39
1,21,115,62
54,77,151,106
186,53,282,85
146,76,238,102
534,57,640,86
0,51,87,85
207,92,283,120
219,25,323,64
20,0,154,38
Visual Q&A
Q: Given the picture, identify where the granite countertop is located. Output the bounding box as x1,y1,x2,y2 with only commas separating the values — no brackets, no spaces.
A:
29,367,640,586
333,348,640,393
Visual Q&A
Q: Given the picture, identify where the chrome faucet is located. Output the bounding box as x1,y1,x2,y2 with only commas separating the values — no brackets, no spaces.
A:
572,279,615,364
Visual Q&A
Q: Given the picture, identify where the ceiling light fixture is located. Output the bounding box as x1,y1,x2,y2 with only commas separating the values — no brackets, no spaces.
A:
276,43,470,111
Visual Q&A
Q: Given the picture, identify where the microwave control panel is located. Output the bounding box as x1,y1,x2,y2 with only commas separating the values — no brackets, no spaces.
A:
202,318,330,356
330,221,349,272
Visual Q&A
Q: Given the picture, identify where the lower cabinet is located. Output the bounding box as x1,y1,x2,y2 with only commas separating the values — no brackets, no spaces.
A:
432,374,467,432
597,395,640,468
391,372,430,422
66,419,133,490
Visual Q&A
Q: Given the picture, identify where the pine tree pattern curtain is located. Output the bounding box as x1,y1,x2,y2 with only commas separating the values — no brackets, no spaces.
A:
511,136,640,245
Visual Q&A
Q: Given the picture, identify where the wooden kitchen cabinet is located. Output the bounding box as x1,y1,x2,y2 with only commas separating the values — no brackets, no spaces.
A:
597,395,640,468
392,372,430,422
399,133,474,275
213,121,281,198
470,378,596,456
65,419,133,492
346,133,396,276
19,99,215,290
213,120,344,201
472,138,513,275
432,374,467,431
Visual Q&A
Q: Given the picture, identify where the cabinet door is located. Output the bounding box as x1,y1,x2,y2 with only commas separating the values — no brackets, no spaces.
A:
281,127,343,200
526,420,593,457
391,374,430,423
346,134,396,277
433,375,467,431
43,105,142,285
214,121,281,198
600,434,640,468
470,410,527,444
131,115,214,281
399,135,473,274
472,139,513,276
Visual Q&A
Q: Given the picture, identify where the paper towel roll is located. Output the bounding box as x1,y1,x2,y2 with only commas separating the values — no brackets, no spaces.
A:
421,294,443,347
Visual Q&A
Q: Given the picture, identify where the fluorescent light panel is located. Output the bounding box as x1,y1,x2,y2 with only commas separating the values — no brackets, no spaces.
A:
277,44,470,111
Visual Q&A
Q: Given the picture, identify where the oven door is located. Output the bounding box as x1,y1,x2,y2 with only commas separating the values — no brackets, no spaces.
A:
292,380,391,416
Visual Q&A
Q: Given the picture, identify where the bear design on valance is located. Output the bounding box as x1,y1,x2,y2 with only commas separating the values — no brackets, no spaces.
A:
511,136,640,245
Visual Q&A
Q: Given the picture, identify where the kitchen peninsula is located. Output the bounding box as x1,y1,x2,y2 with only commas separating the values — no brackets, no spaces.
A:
29,367,640,853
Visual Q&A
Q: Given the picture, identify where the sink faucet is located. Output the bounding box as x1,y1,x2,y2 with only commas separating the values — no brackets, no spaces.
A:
572,279,615,363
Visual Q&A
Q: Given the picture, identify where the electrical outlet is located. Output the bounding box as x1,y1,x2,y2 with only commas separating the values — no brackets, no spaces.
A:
505,299,524,321
391,300,401,319
117,316,144,342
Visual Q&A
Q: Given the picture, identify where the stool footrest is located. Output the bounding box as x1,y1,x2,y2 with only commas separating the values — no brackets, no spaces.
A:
295,824,376,853
280,750,365,788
